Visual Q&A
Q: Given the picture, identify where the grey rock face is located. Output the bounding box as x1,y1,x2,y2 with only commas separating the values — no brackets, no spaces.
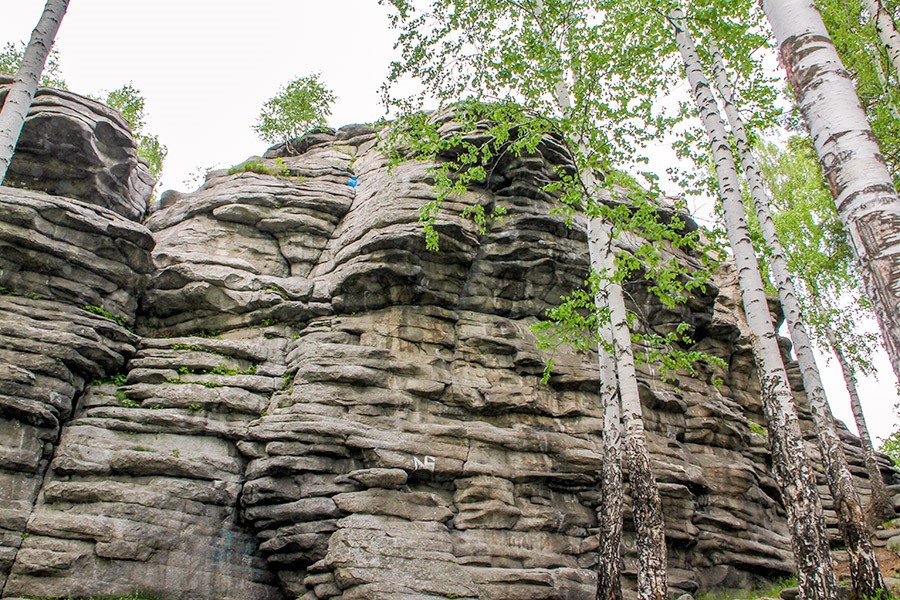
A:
0,98,894,600
0,77,154,221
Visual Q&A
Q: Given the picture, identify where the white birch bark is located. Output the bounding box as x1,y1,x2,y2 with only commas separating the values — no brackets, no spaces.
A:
670,9,836,600
864,0,900,78
588,224,625,600
0,0,69,184
548,55,666,600
708,36,885,599
830,337,896,525
762,0,900,384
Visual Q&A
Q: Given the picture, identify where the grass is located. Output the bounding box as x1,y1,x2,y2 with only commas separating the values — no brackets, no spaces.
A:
116,391,140,409
92,373,127,387
696,576,797,600
82,305,128,328
747,420,768,438
177,363,256,376
170,344,205,352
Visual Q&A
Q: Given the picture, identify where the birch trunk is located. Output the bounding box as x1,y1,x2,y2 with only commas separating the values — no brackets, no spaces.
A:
589,227,625,600
762,0,900,384
670,9,836,600
0,0,69,184
550,71,667,600
708,36,885,599
831,339,896,525
863,0,900,79
598,220,668,600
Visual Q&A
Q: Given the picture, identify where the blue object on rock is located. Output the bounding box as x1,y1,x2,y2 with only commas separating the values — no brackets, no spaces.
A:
348,176,359,188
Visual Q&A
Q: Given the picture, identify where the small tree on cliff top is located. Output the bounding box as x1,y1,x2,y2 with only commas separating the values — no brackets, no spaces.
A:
253,73,336,144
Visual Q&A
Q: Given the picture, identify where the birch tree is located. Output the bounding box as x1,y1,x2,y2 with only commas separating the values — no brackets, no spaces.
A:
379,2,730,596
0,0,69,184
706,32,885,598
667,8,837,599
755,137,897,525
762,0,900,383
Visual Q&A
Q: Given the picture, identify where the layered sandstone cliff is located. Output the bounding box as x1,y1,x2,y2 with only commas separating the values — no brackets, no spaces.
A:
0,84,895,600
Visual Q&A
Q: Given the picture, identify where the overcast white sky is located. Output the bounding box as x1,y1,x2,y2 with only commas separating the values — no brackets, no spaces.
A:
2,0,897,443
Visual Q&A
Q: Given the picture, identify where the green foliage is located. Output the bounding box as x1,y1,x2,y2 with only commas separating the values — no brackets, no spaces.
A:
695,576,797,600
532,271,727,384
880,429,900,468
116,391,140,409
210,363,256,376
104,84,168,179
170,344,205,352
747,420,767,437
281,373,295,390
755,136,884,376
227,158,290,177
82,305,128,328
253,74,336,144
92,374,127,387
381,1,729,383
195,329,221,339
0,41,67,88
188,403,203,412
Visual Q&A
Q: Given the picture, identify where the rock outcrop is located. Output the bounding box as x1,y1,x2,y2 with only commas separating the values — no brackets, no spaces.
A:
0,86,895,600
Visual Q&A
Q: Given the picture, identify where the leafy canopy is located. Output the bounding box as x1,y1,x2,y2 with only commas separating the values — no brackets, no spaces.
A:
253,74,336,144
755,136,883,376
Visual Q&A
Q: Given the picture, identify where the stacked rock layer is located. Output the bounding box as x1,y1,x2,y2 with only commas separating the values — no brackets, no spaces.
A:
0,87,895,600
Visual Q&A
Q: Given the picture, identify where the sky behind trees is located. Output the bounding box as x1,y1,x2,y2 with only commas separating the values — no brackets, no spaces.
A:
1,0,896,442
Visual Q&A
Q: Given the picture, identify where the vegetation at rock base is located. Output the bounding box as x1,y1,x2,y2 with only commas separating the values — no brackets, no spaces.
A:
695,575,797,600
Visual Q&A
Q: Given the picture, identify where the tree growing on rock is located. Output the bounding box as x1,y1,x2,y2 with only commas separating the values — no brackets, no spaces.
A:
0,0,69,184
104,83,167,179
253,73,336,144
0,43,165,181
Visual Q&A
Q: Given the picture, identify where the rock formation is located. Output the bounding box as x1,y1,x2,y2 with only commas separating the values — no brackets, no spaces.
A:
0,84,895,600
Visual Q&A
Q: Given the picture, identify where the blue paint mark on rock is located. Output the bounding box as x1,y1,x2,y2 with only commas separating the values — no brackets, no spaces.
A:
348,176,359,188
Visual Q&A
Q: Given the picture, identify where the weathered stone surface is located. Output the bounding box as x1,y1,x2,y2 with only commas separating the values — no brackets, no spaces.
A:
0,93,896,599
0,77,154,221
